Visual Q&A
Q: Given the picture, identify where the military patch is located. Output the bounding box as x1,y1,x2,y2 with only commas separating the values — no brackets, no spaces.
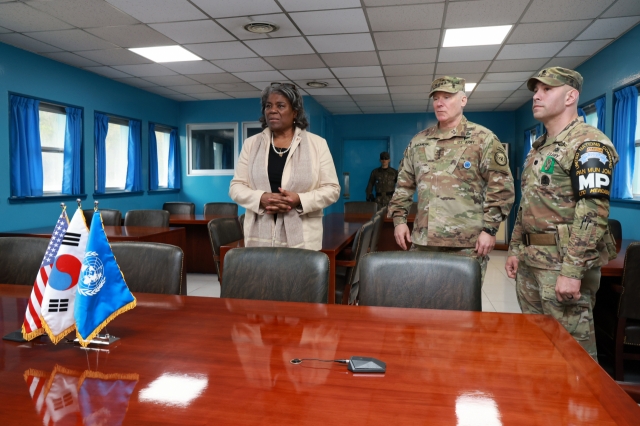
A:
540,156,555,174
540,175,550,186
463,161,471,169
494,151,508,166
571,141,614,200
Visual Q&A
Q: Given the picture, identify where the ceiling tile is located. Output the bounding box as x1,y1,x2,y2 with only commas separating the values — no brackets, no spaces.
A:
308,34,375,53
233,70,286,82
290,9,369,35
445,0,529,27
43,52,101,68
213,58,274,72
557,39,612,57
319,101,358,109
279,0,361,11
364,0,443,5
216,14,301,40
392,99,430,105
28,0,139,28
83,66,132,79
149,21,235,44
347,87,389,95
361,107,395,113
0,2,73,32
374,30,440,50
113,77,158,88
356,100,393,107
497,42,567,60
449,73,485,83
28,29,118,51
161,61,224,74
367,3,444,31
475,82,522,91
469,90,515,99
387,75,433,86
379,49,437,65
187,73,245,84
248,81,275,90
191,0,281,18
488,58,549,72
105,0,206,23
229,90,265,98
0,33,61,53
86,25,175,48
144,87,181,97
75,48,152,66
191,92,234,100
0,26,11,34
244,37,314,56
602,0,640,18
142,75,199,86
292,78,340,88
543,56,589,69
383,63,435,76
321,52,380,67
577,17,640,40
207,82,257,92
351,94,391,101
164,93,198,101
185,42,257,60
464,97,505,103
264,54,325,70
439,45,501,62
436,61,491,74
507,21,591,44
340,77,387,87
281,68,333,80
304,88,348,95
484,72,535,82
389,85,431,94
313,95,354,102
522,0,615,23
168,84,217,94
331,66,383,78
112,64,177,77
391,93,430,100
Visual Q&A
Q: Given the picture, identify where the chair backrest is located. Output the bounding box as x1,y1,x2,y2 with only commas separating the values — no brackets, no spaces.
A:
238,213,245,235
163,202,195,215
608,218,622,242
344,201,378,216
0,237,49,285
358,251,482,311
111,242,184,295
369,213,384,253
207,217,244,276
204,202,238,216
345,220,375,286
83,209,122,227
619,242,640,320
221,247,329,303
124,209,170,227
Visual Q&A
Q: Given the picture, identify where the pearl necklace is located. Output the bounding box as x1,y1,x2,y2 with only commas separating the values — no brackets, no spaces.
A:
271,133,294,157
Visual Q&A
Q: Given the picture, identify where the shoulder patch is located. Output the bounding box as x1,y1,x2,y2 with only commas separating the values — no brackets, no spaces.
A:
494,151,508,166
487,140,510,174
570,141,614,200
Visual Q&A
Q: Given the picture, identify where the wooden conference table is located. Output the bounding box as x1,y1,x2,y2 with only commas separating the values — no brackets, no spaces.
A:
220,213,368,304
1,285,638,425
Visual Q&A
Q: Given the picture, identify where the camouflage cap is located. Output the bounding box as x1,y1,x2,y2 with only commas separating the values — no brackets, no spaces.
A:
380,151,390,160
429,76,466,97
527,67,583,92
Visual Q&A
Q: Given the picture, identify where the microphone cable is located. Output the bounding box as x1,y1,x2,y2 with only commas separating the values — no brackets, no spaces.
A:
290,358,348,365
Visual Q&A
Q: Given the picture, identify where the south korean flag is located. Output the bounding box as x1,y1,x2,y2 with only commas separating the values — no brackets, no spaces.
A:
41,209,89,344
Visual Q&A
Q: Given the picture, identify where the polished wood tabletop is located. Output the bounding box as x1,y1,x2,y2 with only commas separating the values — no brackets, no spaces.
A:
602,239,637,278
0,225,185,242
1,285,638,425
169,213,234,225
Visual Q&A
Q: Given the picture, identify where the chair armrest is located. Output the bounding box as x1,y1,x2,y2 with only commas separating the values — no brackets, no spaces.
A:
611,284,623,294
335,259,356,267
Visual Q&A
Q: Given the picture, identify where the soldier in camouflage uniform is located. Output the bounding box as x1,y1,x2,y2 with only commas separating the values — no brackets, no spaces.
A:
366,151,398,209
506,67,619,360
388,76,515,282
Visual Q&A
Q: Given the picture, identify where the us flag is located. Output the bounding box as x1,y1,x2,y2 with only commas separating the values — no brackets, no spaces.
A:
21,211,69,341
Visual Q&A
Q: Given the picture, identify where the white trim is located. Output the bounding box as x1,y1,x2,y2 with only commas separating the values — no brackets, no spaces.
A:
186,122,238,176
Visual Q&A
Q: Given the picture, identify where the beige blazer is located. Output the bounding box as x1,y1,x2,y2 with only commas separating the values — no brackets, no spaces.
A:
229,127,340,250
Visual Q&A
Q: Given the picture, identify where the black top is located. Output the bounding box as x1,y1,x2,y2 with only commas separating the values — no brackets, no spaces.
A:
268,147,289,194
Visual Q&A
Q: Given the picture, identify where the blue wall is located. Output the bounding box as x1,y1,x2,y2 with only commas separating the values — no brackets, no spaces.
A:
513,24,640,240
0,42,181,231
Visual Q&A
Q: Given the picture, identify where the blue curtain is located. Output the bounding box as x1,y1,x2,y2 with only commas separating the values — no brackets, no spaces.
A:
168,128,181,189
577,107,587,122
62,107,82,195
10,95,43,197
611,86,638,199
94,113,109,193
125,120,142,192
523,129,532,164
595,97,606,132
149,123,159,191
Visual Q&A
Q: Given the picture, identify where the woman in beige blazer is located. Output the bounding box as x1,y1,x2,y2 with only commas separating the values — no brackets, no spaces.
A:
229,83,340,250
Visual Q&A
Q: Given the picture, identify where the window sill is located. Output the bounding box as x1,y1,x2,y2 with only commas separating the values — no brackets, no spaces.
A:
8,194,88,204
611,198,640,205
93,190,144,198
148,188,180,195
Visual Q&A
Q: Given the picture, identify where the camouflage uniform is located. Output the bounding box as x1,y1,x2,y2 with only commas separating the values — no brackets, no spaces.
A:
508,67,619,359
366,166,398,209
388,110,515,282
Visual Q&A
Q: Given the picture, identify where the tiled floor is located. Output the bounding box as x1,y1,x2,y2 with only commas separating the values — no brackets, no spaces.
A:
186,250,522,314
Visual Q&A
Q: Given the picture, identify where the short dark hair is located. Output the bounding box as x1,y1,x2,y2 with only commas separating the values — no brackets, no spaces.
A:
259,84,309,130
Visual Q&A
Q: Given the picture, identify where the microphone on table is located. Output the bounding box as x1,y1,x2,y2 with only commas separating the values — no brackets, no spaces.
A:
290,356,386,373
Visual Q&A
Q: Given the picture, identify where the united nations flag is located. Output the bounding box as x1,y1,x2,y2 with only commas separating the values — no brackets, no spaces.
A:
74,211,136,347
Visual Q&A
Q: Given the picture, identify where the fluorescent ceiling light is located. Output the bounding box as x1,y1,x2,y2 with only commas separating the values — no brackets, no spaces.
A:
443,25,512,48
465,83,477,92
129,46,201,63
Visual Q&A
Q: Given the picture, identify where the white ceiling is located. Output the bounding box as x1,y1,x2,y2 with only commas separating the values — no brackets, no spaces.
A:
1,0,639,113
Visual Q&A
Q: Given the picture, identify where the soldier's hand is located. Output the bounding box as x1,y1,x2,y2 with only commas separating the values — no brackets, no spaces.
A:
505,256,518,279
475,232,496,257
394,224,411,250
555,275,581,303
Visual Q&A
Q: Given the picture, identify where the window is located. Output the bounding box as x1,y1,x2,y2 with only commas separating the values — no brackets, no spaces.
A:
155,127,171,188
633,91,640,196
39,103,66,193
582,103,599,129
242,121,262,152
105,117,129,190
187,123,238,176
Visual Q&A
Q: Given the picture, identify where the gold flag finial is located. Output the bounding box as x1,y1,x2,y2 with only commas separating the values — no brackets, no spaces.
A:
76,199,82,209
94,200,99,212
60,202,66,212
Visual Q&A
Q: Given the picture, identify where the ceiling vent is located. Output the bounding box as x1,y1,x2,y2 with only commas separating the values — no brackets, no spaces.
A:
244,22,279,34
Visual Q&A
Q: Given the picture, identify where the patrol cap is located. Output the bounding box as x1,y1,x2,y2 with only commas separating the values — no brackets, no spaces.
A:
527,67,583,92
429,76,466,97
380,152,390,160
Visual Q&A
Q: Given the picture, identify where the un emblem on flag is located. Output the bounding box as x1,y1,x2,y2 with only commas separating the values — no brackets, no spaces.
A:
79,252,106,296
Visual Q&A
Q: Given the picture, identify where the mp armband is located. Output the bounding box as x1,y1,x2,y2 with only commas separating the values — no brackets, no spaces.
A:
570,141,614,200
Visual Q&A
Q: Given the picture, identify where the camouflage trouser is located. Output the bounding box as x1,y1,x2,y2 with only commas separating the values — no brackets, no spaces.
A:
516,263,600,360
410,244,488,284
375,194,392,210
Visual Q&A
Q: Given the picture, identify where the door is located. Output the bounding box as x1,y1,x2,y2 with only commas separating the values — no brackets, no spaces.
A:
342,139,389,201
